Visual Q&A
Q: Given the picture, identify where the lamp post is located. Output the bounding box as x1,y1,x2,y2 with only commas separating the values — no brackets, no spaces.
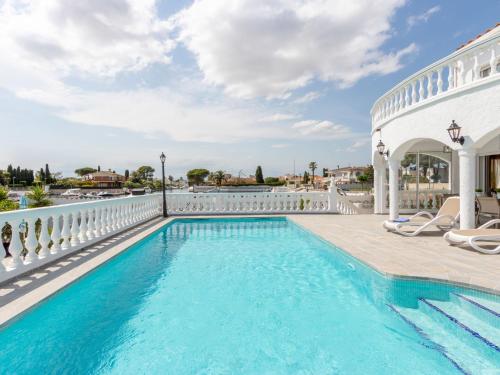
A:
160,152,168,218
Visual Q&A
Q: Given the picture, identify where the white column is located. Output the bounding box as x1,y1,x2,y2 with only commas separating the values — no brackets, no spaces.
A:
374,164,386,214
388,157,400,220
458,148,477,229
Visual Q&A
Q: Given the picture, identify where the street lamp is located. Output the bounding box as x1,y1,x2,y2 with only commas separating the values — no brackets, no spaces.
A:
446,120,465,145
160,152,168,218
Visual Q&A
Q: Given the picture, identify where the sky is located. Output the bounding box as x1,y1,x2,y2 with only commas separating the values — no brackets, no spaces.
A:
0,0,498,179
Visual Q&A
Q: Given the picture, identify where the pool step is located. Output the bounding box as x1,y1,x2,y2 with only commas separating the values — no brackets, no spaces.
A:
453,293,500,319
389,298,500,374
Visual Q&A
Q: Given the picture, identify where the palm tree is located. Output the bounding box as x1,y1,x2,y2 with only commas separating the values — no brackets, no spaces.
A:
309,162,317,187
212,170,226,187
26,186,52,208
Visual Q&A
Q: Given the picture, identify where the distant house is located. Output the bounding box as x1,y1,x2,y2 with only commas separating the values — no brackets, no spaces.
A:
326,166,365,185
82,171,126,188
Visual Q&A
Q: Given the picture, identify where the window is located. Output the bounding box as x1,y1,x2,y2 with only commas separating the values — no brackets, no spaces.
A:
480,62,500,78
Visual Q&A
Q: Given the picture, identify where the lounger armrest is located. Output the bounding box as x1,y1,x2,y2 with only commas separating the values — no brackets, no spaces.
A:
410,211,433,219
478,219,500,229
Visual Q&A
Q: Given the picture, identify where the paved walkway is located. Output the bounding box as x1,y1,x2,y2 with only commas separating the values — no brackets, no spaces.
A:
289,214,500,294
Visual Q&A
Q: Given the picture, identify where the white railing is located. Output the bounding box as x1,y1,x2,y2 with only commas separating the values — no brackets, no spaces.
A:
385,189,450,212
166,191,335,214
372,33,499,129
0,194,162,284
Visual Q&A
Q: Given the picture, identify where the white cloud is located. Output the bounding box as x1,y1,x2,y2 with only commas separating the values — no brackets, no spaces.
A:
259,113,300,122
293,91,322,104
346,138,370,152
407,6,440,29
176,0,414,98
292,120,353,139
0,0,174,77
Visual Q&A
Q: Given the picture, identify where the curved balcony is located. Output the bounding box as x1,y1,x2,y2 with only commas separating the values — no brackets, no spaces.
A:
371,32,499,130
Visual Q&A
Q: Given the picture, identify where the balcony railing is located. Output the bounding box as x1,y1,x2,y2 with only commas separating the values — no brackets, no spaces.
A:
371,33,499,129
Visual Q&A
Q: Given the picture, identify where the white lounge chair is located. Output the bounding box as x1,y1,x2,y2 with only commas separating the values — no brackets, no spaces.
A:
444,219,500,254
383,196,460,237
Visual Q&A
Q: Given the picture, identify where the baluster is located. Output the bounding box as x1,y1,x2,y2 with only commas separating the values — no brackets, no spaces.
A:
61,213,71,250
457,59,465,86
110,205,117,231
94,208,102,238
70,212,80,247
404,86,410,108
79,209,88,243
24,218,39,264
427,72,433,98
418,77,425,101
87,209,95,241
50,215,61,254
395,92,400,112
448,62,455,89
106,206,113,232
8,220,23,268
472,54,480,81
101,208,108,236
411,80,417,104
38,216,50,259
436,67,443,94
490,48,497,76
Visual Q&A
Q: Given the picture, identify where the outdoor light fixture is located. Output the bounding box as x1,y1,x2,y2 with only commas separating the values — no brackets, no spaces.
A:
376,129,389,157
447,120,465,145
160,152,168,218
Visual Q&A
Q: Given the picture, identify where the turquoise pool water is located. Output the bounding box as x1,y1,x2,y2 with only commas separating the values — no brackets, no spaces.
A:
0,217,498,374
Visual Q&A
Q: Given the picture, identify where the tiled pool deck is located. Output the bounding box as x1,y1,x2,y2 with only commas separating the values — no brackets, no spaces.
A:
1,214,499,325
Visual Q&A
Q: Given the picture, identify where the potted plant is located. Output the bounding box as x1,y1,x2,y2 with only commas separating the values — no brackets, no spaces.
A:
475,188,484,197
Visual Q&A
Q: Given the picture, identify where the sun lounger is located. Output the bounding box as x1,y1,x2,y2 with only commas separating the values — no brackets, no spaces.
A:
383,196,460,237
444,219,500,254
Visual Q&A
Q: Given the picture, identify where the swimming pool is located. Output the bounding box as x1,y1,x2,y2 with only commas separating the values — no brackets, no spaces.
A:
0,217,498,374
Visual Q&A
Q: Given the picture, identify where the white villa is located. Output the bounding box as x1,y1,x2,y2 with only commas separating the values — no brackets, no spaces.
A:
371,24,500,229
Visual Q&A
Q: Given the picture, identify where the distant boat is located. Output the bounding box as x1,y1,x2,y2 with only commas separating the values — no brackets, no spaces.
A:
61,188,81,197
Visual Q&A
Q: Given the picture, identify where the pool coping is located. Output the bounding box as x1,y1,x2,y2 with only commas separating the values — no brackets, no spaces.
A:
0,214,498,327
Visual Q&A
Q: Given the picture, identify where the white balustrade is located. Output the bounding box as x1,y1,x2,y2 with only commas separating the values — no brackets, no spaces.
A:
0,194,162,284
371,34,500,129
386,189,450,212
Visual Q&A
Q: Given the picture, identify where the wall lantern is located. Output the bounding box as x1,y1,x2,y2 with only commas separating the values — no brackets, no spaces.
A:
446,120,465,145
376,129,389,157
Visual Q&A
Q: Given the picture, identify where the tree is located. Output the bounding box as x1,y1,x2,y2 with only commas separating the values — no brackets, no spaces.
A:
187,169,210,186
363,165,374,185
255,166,264,184
26,186,52,208
309,162,317,186
132,166,155,182
358,175,368,190
322,168,328,178
44,164,51,183
75,167,97,177
39,168,45,184
211,170,226,187
264,177,283,185
124,169,130,180
303,171,309,184
97,165,101,172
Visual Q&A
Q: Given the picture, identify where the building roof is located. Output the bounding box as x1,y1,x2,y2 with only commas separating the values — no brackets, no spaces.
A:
456,23,500,50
